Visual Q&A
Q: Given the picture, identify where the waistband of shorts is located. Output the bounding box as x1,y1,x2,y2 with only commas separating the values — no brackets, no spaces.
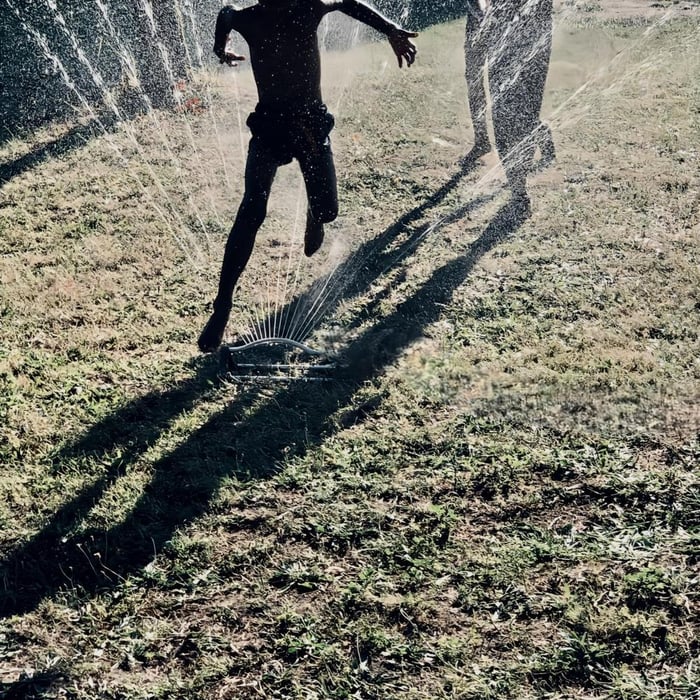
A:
253,100,328,118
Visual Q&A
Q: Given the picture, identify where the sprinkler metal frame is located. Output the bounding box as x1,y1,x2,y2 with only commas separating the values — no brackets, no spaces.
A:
220,337,337,382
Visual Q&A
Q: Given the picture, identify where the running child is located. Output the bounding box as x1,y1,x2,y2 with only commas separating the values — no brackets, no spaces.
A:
199,0,417,352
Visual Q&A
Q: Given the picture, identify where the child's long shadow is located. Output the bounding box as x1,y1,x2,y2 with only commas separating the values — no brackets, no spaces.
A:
0,364,225,612
0,163,507,618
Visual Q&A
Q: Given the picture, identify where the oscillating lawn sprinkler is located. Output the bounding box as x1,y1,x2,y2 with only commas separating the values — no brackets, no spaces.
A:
219,337,338,383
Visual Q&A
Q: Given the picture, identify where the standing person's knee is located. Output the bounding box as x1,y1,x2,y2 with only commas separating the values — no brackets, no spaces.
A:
301,158,338,225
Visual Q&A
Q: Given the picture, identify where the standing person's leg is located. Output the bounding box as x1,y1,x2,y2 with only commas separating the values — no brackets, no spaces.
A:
464,4,491,162
487,3,538,212
198,139,279,352
489,70,534,206
298,135,338,258
528,0,555,167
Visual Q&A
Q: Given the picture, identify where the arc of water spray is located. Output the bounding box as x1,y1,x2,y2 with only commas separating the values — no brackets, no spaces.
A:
281,4,694,347
21,0,266,270
91,1,221,245
284,207,450,345
175,0,240,191
137,0,229,236
279,180,314,341
289,271,349,343
20,0,212,266
4,0,209,270
270,176,310,341
97,0,228,244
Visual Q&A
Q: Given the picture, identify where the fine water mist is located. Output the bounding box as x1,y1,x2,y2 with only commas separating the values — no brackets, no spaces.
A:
2,0,696,354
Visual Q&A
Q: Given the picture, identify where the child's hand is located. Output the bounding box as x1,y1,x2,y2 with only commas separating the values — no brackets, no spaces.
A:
388,29,418,68
220,51,246,66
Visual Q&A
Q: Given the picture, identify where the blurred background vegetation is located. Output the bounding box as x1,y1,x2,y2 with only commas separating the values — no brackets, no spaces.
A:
0,0,464,144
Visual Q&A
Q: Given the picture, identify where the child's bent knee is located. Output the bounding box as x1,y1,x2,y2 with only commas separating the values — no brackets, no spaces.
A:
320,207,338,224
309,200,337,225
240,197,267,228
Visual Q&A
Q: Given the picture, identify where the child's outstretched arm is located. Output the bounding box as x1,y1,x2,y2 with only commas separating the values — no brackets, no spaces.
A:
213,6,246,65
326,0,418,67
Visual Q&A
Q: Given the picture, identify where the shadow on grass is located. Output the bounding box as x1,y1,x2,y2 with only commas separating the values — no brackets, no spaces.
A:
0,116,110,186
0,669,68,700
0,98,160,186
250,155,496,341
0,163,522,626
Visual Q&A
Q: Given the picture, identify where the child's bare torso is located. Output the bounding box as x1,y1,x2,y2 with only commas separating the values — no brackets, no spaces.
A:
228,1,328,107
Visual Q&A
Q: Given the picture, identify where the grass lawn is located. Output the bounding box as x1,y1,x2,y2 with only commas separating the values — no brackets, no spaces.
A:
0,3,698,698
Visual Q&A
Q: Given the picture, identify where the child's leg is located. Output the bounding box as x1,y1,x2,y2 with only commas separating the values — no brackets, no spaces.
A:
298,140,338,257
198,140,278,352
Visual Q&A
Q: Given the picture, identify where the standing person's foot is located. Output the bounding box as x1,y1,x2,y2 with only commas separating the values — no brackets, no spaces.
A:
508,191,532,222
535,124,556,170
198,302,232,353
538,139,556,170
460,138,491,168
304,217,324,257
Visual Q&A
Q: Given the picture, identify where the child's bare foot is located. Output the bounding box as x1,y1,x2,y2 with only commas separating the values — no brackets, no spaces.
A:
198,303,232,353
304,218,324,257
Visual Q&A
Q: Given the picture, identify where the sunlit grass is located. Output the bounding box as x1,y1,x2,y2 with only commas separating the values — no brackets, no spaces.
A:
1,7,699,699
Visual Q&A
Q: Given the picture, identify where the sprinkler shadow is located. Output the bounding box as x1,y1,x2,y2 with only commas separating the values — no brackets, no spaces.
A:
0,167,520,624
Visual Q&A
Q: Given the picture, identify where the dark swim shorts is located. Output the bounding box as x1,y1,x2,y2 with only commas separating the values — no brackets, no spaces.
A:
246,101,335,165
